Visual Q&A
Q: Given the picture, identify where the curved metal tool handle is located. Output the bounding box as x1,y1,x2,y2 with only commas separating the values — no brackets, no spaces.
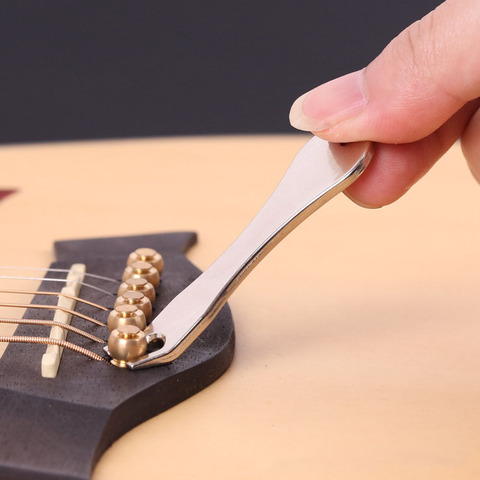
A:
129,137,374,369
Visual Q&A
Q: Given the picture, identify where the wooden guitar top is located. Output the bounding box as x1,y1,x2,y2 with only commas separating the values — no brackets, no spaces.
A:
1,136,479,480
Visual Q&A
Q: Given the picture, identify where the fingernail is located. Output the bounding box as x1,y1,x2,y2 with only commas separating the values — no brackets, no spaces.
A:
289,70,367,132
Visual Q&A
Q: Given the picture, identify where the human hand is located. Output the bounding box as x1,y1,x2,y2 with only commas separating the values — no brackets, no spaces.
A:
289,0,480,207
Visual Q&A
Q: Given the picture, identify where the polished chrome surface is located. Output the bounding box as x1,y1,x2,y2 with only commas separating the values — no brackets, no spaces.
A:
129,137,374,369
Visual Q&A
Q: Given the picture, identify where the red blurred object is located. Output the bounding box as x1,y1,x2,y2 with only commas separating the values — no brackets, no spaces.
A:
0,190,16,201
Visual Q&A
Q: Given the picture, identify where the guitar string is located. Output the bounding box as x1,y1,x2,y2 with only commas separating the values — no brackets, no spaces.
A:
0,303,107,327
0,266,120,284
0,318,105,343
0,256,161,366
0,279,109,364
0,275,116,297
0,289,109,311
0,335,108,362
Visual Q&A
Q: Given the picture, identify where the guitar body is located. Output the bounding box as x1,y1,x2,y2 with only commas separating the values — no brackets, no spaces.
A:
2,137,480,480
0,232,235,480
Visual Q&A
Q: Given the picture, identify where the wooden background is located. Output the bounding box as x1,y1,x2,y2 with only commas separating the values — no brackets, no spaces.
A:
1,135,479,479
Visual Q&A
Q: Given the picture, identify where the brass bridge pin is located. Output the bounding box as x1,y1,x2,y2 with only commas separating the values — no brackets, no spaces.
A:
127,248,164,276
117,277,156,303
108,325,147,368
115,290,152,321
122,261,160,288
107,304,146,332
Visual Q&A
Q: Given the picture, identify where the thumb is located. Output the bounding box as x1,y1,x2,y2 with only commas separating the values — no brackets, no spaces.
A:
289,0,480,144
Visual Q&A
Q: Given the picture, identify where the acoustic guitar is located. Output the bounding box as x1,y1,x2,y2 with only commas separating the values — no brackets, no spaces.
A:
1,136,479,480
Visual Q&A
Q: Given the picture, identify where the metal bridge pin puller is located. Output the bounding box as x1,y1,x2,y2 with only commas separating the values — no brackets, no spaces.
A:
107,304,146,332
122,261,160,289
126,137,374,369
114,290,152,321
108,325,147,368
117,277,156,303
127,248,164,276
